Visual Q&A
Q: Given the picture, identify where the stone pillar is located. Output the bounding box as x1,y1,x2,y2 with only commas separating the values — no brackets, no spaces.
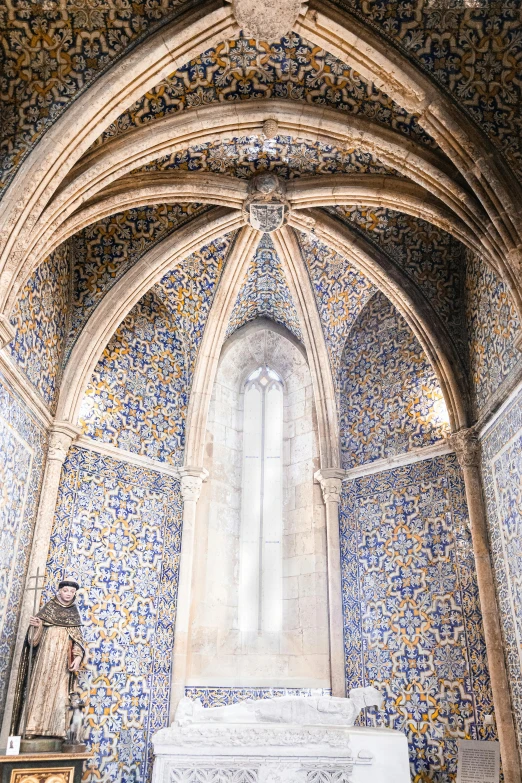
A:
0,420,80,744
451,427,521,783
314,468,346,698
169,466,208,720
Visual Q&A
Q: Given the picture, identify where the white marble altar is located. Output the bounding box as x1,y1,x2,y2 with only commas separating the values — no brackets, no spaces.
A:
151,692,411,783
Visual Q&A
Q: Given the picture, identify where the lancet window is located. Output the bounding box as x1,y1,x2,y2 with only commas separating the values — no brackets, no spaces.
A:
238,365,284,634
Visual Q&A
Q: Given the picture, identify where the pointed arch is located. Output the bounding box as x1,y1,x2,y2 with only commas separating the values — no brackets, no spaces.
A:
297,1,522,266
55,207,244,425
0,1,239,314
289,209,469,431
183,225,261,467
6,100,483,318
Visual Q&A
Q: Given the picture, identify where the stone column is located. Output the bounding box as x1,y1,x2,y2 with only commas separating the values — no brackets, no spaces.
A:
314,468,346,698
169,466,208,720
0,420,80,744
451,428,521,783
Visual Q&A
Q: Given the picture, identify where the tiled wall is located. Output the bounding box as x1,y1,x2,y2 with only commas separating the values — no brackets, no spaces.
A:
340,292,450,469
80,235,232,464
341,455,496,782
465,251,521,417
482,387,522,752
44,447,182,783
8,244,70,411
0,373,47,718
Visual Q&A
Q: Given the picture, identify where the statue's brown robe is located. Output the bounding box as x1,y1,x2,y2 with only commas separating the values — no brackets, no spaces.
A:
11,597,85,738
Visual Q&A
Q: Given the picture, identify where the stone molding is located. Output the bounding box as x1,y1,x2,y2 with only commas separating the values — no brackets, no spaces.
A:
183,226,259,467
76,434,180,477
55,208,245,426
0,352,53,427
48,172,478,268
155,724,353,748
179,467,209,503
0,313,15,350
314,469,344,504
294,208,468,433
273,227,340,468
479,374,522,439
342,440,454,482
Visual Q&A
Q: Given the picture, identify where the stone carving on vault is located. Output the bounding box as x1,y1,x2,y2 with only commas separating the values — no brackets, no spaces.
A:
229,0,308,40
244,174,289,232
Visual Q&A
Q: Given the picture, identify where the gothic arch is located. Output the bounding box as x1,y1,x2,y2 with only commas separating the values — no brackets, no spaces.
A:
41,172,479,272
0,0,521,336
289,209,469,430
5,100,484,319
55,207,244,424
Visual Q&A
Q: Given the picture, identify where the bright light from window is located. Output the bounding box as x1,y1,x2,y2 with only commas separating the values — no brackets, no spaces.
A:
238,366,283,634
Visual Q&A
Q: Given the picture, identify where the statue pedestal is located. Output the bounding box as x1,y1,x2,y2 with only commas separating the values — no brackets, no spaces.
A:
151,723,410,783
0,751,91,783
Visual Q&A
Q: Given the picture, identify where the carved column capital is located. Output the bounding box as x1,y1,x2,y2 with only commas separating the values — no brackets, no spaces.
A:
48,421,81,463
179,466,208,503
449,427,481,468
314,468,345,504
0,313,15,350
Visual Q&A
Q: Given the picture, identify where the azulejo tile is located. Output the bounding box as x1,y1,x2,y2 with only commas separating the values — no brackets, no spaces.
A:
98,34,433,151
226,233,302,342
80,233,235,464
67,203,209,359
44,446,182,783
340,455,496,782
481,387,522,752
330,206,467,359
8,244,70,411
296,229,375,384
339,292,450,469
141,135,394,179
465,250,521,416
0,372,47,715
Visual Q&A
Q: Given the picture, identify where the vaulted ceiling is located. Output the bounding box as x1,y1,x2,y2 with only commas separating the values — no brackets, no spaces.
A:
1,0,522,440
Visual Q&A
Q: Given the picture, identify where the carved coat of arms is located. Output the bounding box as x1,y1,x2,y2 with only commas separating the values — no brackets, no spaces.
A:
249,203,287,232
244,173,290,233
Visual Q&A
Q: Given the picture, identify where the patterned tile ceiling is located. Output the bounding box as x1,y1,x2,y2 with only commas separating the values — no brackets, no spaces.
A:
0,0,184,194
329,205,467,358
1,2,521,195
80,233,234,464
296,229,376,384
226,233,302,341
140,135,395,178
95,34,434,152
67,202,209,359
336,0,522,181
340,291,451,468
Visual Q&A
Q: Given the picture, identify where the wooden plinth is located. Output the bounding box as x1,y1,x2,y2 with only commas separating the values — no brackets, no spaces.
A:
0,752,92,783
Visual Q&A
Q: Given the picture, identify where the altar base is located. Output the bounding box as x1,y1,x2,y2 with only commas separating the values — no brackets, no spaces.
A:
151,722,410,783
0,752,91,783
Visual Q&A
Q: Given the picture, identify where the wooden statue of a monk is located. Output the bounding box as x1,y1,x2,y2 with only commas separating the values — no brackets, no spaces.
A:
11,580,86,743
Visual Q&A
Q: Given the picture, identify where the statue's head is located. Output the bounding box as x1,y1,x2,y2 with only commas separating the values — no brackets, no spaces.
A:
57,579,79,604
